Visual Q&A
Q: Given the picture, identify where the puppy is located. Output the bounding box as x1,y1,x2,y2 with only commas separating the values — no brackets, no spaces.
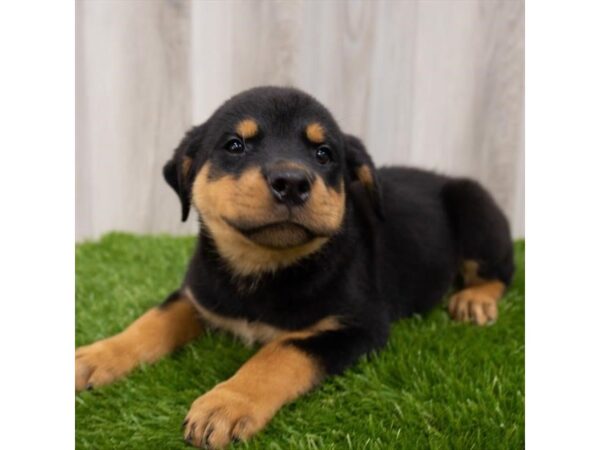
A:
75,86,514,448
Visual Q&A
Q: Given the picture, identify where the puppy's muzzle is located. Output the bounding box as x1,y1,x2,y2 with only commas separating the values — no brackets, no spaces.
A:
266,168,312,206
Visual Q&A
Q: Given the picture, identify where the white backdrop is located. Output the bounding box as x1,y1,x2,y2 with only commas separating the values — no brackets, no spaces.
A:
76,0,524,241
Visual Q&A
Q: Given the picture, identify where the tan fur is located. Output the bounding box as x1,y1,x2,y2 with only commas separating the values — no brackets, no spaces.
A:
303,177,345,231
271,160,309,171
305,122,325,143
185,287,339,345
192,163,346,276
449,260,506,325
356,164,374,189
183,325,332,448
75,297,202,391
182,156,193,178
236,118,259,139
461,260,486,286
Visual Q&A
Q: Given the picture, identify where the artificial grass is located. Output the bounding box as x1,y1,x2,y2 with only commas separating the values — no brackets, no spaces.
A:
76,234,524,449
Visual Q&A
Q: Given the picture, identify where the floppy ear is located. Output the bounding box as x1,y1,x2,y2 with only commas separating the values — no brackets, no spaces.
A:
344,134,384,219
163,125,205,222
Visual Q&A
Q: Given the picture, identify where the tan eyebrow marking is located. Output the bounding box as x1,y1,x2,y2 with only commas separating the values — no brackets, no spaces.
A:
236,119,259,139
306,123,326,144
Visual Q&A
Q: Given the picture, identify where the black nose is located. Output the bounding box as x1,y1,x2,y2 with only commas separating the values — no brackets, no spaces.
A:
267,169,311,206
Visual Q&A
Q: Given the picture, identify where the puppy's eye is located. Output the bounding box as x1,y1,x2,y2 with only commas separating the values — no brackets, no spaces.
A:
225,138,245,154
315,146,332,165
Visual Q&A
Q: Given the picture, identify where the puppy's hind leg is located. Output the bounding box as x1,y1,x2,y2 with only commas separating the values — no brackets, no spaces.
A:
76,291,203,391
448,262,506,325
443,179,515,325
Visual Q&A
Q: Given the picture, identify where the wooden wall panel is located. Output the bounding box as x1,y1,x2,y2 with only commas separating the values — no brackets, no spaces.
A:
76,0,195,239
77,0,524,240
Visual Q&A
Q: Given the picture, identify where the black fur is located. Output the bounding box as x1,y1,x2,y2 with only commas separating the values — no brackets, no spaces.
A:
165,86,514,377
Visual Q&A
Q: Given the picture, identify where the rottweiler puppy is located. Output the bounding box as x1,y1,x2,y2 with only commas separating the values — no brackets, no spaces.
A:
75,86,514,448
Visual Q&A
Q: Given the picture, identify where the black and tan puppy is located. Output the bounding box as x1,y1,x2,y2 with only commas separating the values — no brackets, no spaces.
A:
75,86,514,448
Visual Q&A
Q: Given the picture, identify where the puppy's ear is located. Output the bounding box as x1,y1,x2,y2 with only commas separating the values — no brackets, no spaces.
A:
163,125,205,222
344,134,384,219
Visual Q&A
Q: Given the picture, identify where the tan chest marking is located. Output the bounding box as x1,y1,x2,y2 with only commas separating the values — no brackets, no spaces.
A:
183,287,339,346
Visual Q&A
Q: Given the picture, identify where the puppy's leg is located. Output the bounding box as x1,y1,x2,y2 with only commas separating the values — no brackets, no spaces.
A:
443,179,514,325
449,263,506,325
76,292,202,391
183,337,319,448
183,324,385,449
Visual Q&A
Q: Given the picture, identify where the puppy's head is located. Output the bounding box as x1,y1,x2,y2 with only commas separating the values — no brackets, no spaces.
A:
164,87,381,275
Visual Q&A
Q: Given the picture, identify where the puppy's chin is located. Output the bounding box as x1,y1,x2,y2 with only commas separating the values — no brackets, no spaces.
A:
234,222,316,249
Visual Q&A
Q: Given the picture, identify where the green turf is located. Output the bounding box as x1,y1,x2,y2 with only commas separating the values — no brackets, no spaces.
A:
76,234,524,449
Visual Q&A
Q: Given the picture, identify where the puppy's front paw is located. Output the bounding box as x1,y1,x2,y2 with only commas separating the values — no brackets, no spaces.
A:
183,385,266,449
75,337,136,391
449,288,498,325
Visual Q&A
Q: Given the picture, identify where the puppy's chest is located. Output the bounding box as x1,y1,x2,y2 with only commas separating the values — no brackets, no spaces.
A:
184,287,287,346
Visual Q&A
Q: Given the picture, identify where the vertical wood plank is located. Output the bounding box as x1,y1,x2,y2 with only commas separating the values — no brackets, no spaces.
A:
190,0,234,122
77,0,524,239
476,0,525,237
76,0,193,240
408,0,524,235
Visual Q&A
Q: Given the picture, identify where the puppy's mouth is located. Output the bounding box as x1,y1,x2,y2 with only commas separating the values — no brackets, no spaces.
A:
223,218,329,249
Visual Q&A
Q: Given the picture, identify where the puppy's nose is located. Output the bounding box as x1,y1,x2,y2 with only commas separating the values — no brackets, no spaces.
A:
267,169,311,206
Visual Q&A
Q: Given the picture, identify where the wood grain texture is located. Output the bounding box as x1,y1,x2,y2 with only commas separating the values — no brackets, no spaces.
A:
77,0,524,240
76,0,196,239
